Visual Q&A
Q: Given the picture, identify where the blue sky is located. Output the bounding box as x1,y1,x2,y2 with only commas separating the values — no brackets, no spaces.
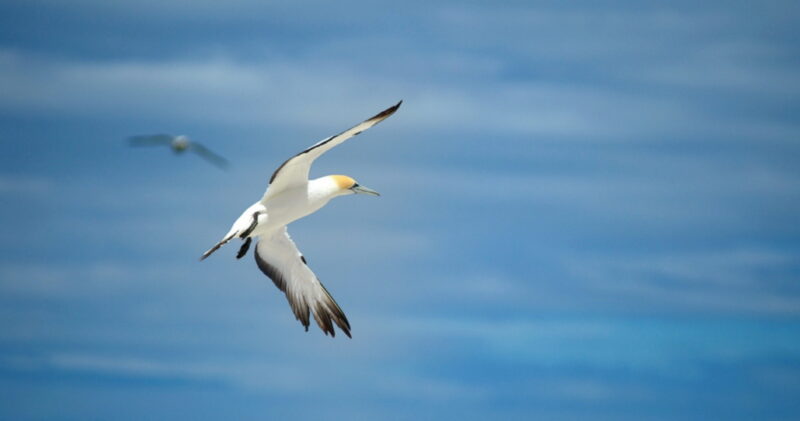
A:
1,0,799,419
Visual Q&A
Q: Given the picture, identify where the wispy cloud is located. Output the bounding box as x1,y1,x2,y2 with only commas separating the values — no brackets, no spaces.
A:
4,42,796,143
0,175,51,194
565,247,800,315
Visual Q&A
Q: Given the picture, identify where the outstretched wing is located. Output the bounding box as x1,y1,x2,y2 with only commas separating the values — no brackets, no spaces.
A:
190,141,230,169
127,134,175,147
263,101,402,200
254,227,351,338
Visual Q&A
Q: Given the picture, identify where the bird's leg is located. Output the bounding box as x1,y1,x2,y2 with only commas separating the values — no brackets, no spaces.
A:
236,237,252,259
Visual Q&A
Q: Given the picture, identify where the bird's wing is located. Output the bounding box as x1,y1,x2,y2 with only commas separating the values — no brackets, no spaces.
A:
127,134,175,147
263,101,402,200
189,142,230,169
255,227,351,338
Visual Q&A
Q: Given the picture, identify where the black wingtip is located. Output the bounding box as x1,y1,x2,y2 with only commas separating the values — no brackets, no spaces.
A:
368,100,403,122
214,157,232,171
387,99,403,114
211,160,231,171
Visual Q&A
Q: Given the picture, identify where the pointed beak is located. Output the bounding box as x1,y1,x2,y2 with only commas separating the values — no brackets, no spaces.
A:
351,184,380,196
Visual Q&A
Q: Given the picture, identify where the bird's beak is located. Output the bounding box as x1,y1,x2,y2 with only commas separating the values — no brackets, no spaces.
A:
351,184,380,196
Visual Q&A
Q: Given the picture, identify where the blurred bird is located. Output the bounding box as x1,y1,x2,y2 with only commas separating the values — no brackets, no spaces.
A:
200,101,402,338
128,134,229,169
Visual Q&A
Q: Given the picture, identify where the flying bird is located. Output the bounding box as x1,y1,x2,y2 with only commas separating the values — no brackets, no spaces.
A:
128,134,229,169
200,101,402,338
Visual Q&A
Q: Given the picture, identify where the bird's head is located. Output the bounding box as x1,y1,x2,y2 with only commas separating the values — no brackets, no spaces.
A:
329,175,380,197
172,135,190,152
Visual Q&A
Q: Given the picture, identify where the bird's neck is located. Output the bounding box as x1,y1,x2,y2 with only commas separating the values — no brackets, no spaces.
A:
308,177,346,203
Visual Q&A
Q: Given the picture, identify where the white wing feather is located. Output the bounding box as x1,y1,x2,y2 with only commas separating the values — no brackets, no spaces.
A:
254,227,351,337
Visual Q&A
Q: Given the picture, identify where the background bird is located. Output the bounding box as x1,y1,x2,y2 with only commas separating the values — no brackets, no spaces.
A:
127,134,229,169
200,101,402,338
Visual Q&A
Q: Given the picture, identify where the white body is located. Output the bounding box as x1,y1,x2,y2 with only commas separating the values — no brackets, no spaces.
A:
226,177,346,239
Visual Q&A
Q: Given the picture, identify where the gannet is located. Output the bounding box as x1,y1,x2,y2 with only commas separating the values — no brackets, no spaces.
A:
128,134,229,169
200,101,402,338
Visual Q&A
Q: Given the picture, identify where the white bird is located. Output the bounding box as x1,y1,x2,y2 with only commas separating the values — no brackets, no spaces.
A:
128,134,229,169
200,101,402,338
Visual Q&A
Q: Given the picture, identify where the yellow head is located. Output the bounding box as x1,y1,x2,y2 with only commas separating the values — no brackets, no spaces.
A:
330,175,357,190
328,175,380,196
